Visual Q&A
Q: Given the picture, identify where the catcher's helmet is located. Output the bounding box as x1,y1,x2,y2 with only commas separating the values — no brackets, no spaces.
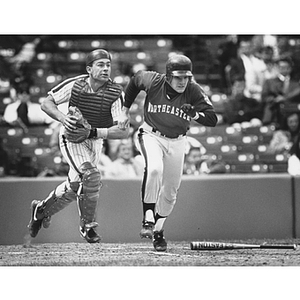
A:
166,54,193,79
86,49,111,66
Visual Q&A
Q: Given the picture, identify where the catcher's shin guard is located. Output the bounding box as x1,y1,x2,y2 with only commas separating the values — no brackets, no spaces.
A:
77,162,102,226
28,189,77,238
35,189,77,220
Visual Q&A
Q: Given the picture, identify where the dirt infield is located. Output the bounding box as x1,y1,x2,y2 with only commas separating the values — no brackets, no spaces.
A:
1,238,300,266
1,239,300,300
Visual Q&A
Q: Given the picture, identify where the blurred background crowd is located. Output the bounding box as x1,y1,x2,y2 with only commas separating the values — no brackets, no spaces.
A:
1,34,300,178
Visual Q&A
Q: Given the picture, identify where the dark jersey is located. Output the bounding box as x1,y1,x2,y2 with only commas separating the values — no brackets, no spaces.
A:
124,70,217,138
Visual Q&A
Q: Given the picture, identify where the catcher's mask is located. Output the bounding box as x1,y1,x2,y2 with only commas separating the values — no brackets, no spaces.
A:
166,54,193,82
86,49,111,67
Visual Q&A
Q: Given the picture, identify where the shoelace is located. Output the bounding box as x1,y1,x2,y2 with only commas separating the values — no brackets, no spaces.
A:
154,232,164,241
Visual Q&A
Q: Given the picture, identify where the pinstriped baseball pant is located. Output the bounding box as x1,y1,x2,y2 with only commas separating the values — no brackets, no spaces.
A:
51,127,104,198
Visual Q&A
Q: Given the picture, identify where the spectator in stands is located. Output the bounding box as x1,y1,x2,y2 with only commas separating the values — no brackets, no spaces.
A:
183,138,226,175
260,46,279,82
48,103,69,154
106,125,137,161
97,142,113,177
217,35,239,94
3,81,53,131
183,146,203,175
267,112,300,154
227,39,266,102
106,140,144,178
288,132,300,176
48,123,61,154
8,38,40,68
223,79,263,125
261,57,300,127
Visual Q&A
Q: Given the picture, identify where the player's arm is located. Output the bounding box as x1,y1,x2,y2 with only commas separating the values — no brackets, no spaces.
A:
118,70,150,129
97,124,129,140
181,85,218,127
181,103,217,126
93,93,129,140
41,77,79,131
41,95,77,131
191,93,218,127
192,109,218,127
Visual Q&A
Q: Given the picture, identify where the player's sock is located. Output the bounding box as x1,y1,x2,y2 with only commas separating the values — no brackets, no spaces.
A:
143,202,155,223
154,213,166,232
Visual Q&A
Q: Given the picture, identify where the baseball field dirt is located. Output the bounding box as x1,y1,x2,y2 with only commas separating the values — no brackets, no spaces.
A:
1,238,299,300
1,238,300,266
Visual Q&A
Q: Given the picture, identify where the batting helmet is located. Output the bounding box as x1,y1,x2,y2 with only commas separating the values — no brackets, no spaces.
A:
86,49,111,67
166,54,193,79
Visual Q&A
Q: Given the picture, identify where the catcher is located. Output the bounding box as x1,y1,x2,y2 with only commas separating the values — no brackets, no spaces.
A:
27,49,129,243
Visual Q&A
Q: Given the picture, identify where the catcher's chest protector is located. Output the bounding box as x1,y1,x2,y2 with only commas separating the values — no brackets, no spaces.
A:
69,79,122,128
77,162,102,224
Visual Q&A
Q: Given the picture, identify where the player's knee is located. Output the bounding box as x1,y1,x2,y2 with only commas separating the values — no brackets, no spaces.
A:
79,162,102,194
70,181,80,193
147,166,163,179
166,197,176,205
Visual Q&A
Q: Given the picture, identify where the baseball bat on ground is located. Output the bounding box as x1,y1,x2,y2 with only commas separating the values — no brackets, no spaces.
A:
190,241,297,250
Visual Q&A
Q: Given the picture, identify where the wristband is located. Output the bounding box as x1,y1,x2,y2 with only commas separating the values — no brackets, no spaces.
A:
192,112,200,120
88,128,97,139
96,128,108,139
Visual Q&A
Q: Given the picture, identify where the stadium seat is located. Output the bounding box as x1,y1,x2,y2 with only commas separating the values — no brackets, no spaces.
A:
0,94,11,115
210,93,228,114
267,164,288,173
242,134,259,144
207,125,227,136
241,126,261,136
255,153,288,173
279,101,300,114
224,126,243,143
220,144,237,154
237,144,257,153
258,125,276,144
188,125,207,137
6,127,23,137
230,163,268,173
3,135,24,148
32,147,62,174
0,126,11,138
255,153,289,164
202,135,223,154
221,153,255,164
27,126,52,137
19,137,39,157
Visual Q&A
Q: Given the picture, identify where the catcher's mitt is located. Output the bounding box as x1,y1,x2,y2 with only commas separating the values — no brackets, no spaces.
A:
64,106,92,143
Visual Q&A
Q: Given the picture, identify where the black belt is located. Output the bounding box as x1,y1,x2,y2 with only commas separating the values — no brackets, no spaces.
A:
140,124,186,139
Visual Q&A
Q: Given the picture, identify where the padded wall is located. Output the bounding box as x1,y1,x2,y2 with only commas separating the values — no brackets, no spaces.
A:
0,174,295,245
293,176,300,238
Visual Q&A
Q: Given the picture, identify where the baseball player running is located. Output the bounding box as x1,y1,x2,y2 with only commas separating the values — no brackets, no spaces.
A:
27,49,129,243
118,54,217,251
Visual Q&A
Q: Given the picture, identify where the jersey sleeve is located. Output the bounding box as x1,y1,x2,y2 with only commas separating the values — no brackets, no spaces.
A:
48,75,85,105
124,70,158,108
190,83,218,127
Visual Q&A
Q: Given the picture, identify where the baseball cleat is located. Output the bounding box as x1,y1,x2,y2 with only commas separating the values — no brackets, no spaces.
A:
153,230,167,252
42,216,52,228
80,222,101,243
140,221,154,239
28,200,44,238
